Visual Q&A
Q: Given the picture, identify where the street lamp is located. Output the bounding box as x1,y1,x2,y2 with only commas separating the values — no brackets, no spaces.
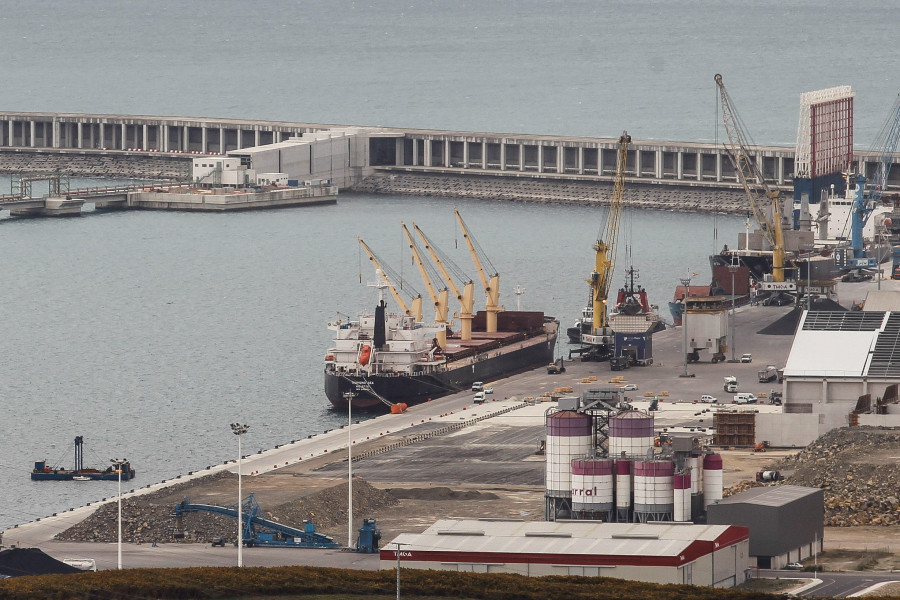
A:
680,276,692,377
345,390,355,550
110,458,127,570
727,263,739,362
231,422,249,567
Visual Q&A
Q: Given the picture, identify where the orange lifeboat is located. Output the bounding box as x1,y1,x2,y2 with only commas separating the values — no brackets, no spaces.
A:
359,345,371,366
390,403,408,414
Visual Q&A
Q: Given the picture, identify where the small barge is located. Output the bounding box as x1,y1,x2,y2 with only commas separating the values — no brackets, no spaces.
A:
31,436,135,481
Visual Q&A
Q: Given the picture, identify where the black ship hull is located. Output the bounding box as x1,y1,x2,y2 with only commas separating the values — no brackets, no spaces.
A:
325,333,557,410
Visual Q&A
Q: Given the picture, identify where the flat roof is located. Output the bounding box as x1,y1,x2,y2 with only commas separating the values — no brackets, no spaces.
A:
714,485,821,507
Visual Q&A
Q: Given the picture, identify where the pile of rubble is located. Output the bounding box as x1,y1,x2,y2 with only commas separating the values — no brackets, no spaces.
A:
729,426,900,527
55,474,397,545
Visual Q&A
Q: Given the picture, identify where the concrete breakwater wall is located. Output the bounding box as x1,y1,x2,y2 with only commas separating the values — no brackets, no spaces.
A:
0,150,191,181
350,172,749,214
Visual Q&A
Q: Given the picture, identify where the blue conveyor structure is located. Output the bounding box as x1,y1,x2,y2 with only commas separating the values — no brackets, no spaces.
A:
173,493,340,548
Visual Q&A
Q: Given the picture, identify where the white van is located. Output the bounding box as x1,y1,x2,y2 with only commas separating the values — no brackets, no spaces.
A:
474,392,485,404
733,393,757,404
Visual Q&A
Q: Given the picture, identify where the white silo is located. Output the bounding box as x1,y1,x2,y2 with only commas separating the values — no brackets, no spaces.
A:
608,410,654,458
545,409,592,519
702,453,724,508
571,458,614,520
633,460,675,523
615,459,632,522
673,471,692,522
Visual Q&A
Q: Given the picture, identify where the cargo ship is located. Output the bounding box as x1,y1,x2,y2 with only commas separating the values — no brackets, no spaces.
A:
31,436,136,481
324,273,558,411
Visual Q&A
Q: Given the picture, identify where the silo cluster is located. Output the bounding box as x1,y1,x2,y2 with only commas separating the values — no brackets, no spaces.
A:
545,405,723,523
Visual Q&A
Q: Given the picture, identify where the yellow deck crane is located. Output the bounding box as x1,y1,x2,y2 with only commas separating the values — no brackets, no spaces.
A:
715,74,787,282
580,132,631,359
413,223,476,341
454,208,501,333
401,221,450,348
358,237,423,321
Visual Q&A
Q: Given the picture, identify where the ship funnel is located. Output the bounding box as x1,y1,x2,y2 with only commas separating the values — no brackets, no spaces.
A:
374,300,386,348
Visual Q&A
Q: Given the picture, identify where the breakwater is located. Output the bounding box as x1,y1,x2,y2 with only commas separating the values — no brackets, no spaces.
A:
0,150,190,180
350,172,748,214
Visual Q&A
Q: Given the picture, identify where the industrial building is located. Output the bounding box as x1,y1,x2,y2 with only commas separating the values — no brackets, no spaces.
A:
544,394,723,523
778,309,900,445
380,519,749,587
707,485,824,569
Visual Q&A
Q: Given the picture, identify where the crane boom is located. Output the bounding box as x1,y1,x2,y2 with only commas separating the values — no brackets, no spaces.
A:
867,93,900,206
401,222,449,347
591,132,631,332
358,237,423,321
413,223,476,340
454,209,501,332
715,74,787,282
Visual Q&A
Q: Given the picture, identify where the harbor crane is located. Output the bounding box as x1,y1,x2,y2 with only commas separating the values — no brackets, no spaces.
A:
413,223,476,341
715,74,788,283
454,209,501,333
580,131,631,358
401,221,450,347
842,92,900,270
358,237,423,322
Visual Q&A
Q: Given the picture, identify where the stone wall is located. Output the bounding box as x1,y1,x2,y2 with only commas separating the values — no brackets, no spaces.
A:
0,150,192,180
350,172,750,214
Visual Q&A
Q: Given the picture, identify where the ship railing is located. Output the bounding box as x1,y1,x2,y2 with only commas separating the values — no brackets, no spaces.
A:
350,400,530,462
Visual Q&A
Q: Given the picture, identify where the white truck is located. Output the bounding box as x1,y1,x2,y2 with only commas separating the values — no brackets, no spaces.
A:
723,376,738,393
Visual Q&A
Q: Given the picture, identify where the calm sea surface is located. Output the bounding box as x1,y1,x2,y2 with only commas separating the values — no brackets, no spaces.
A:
0,0,895,530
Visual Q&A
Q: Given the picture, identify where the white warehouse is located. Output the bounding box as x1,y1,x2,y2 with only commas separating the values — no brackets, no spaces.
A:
381,519,750,588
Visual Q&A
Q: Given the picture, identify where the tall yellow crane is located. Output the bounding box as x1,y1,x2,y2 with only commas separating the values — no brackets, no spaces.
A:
413,223,476,341
358,237,423,321
715,74,787,282
454,208,501,333
588,132,631,340
401,222,450,348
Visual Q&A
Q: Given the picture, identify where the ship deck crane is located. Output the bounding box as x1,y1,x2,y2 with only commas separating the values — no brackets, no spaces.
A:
454,209,501,332
358,237,423,322
401,221,450,347
413,223,476,341
715,74,787,283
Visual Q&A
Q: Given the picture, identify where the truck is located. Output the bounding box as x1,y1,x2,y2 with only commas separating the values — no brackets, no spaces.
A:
723,376,737,393
609,355,629,371
758,365,778,383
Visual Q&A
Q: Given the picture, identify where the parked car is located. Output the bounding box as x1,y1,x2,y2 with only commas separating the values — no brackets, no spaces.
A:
618,384,638,391
211,538,227,547
700,394,718,403
785,562,803,569
471,381,484,391
741,353,753,363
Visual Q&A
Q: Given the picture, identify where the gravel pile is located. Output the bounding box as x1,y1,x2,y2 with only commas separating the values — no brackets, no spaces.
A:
726,427,900,527
55,474,398,544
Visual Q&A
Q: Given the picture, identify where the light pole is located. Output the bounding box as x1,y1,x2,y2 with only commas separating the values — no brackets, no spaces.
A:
680,276,692,377
110,458,127,570
231,422,249,567
345,390,355,550
728,263,738,362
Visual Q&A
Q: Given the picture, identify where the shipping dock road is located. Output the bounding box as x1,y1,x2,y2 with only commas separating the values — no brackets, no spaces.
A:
5,278,898,571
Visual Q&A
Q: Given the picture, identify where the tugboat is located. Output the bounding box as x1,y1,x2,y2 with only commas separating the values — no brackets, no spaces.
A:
31,436,135,481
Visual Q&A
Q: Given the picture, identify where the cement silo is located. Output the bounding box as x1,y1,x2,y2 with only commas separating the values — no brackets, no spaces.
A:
608,410,654,458
702,453,724,508
633,460,675,522
545,408,592,519
570,458,614,521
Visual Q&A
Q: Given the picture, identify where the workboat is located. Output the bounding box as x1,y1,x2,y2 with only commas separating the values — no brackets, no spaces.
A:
31,436,136,481
566,302,592,343
324,273,559,410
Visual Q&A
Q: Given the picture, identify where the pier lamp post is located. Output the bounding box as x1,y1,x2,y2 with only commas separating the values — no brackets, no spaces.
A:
680,276,692,377
728,263,738,362
231,423,249,567
110,458,127,570
345,390,355,550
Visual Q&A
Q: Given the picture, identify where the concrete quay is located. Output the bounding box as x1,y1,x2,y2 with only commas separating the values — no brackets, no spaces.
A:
4,278,896,572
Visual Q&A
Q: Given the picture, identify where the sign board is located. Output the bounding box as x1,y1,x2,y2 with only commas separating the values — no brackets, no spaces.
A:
759,281,797,291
